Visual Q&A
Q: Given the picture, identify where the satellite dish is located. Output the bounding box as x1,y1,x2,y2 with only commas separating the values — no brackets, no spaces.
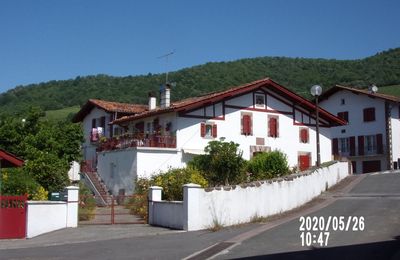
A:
369,84,378,93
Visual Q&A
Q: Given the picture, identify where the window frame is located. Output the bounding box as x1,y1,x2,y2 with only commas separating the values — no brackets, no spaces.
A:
268,115,279,138
241,113,253,136
299,128,309,143
363,107,376,122
254,93,266,108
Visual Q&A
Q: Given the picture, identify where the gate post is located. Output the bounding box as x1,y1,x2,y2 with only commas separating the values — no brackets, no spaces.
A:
148,186,162,225
66,186,79,228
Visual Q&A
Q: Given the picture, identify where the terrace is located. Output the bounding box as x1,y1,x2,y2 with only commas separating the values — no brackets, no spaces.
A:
96,133,176,152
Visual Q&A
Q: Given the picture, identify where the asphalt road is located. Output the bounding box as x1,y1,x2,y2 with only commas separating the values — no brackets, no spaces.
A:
0,172,399,260
214,172,400,260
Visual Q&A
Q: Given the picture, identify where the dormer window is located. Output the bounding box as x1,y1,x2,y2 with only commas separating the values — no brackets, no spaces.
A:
255,94,265,108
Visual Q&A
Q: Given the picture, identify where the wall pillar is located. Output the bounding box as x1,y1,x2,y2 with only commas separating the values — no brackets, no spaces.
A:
148,186,163,225
66,186,79,228
183,183,201,231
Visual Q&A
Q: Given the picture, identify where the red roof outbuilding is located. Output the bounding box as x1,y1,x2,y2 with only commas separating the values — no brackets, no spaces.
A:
0,149,24,168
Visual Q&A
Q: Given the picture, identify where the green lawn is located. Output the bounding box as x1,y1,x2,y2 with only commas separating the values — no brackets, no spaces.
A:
45,105,80,121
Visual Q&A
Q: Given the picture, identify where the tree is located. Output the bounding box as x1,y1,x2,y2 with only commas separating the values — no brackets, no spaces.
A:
189,140,246,186
0,107,84,193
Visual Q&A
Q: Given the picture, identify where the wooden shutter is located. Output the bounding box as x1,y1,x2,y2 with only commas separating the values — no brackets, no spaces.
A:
376,134,383,154
269,117,277,137
100,116,106,135
92,118,96,128
242,115,251,135
332,138,339,155
212,124,217,138
200,122,206,137
300,129,308,143
363,107,375,122
350,136,356,156
358,136,364,156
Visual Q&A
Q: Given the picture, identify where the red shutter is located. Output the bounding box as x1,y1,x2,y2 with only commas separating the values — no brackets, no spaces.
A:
332,138,339,155
212,124,217,138
377,134,383,154
100,116,106,136
269,117,277,137
92,118,96,128
200,122,206,137
358,136,364,156
300,129,308,143
363,108,375,122
242,115,251,135
350,136,356,156
344,112,349,122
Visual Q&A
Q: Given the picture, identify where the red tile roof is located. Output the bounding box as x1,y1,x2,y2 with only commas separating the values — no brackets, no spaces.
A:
319,85,400,103
113,78,346,126
72,99,148,122
0,149,24,167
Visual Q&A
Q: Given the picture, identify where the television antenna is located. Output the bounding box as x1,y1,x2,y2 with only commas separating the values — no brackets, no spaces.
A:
157,51,175,84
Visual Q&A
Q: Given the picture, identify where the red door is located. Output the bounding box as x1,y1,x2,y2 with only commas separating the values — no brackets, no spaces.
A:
299,154,310,171
0,195,27,239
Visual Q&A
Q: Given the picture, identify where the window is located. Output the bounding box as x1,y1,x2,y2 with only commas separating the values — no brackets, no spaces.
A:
339,138,350,154
299,128,309,143
255,94,265,108
201,122,217,138
341,98,345,105
337,111,349,123
268,116,279,138
241,113,252,136
363,107,375,122
364,135,377,154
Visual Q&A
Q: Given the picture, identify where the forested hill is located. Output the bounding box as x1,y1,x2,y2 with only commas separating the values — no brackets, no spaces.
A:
1,47,399,115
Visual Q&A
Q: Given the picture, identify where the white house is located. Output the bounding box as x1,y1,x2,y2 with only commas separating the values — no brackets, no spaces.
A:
92,78,345,195
72,99,147,168
318,85,400,173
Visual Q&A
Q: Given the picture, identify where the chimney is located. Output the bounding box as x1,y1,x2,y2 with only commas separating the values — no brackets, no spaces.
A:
160,84,171,108
368,84,378,94
148,91,157,110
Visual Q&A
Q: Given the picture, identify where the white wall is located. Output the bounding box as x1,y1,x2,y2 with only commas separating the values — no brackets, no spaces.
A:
97,148,137,195
391,105,400,165
82,107,110,162
26,186,78,238
149,161,349,231
97,147,184,194
151,201,184,229
26,201,67,238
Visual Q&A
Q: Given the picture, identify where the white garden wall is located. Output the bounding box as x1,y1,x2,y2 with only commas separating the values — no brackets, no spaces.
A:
26,186,79,238
149,161,350,231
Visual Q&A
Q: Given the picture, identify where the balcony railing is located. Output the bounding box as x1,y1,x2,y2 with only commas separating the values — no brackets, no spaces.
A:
97,133,176,152
336,145,385,158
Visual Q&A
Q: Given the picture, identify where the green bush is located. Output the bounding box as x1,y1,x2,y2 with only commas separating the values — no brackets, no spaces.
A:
0,167,48,200
246,150,289,180
152,167,208,201
189,140,246,186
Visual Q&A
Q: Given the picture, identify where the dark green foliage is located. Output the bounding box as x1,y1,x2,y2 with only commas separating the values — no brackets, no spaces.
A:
1,48,399,116
246,151,289,180
78,181,96,221
152,167,208,201
0,167,40,197
0,107,84,193
189,140,246,186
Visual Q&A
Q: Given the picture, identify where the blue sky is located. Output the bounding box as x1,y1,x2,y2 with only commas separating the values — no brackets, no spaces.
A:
0,0,399,93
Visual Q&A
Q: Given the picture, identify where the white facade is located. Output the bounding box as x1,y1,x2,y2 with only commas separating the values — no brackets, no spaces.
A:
81,107,113,163
319,88,400,173
97,83,341,195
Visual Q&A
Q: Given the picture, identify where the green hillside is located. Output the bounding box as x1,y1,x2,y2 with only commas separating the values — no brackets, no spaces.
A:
1,47,399,116
378,85,400,97
44,106,80,121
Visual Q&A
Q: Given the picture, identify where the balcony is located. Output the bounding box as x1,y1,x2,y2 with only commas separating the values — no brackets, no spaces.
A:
335,145,385,159
97,133,176,152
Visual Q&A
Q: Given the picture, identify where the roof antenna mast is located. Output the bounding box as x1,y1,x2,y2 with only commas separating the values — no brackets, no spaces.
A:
157,51,175,84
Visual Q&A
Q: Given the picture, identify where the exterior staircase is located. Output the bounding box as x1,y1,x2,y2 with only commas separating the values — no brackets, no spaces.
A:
80,160,111,206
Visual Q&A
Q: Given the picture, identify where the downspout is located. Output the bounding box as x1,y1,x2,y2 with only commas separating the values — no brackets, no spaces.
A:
385,101,393,170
